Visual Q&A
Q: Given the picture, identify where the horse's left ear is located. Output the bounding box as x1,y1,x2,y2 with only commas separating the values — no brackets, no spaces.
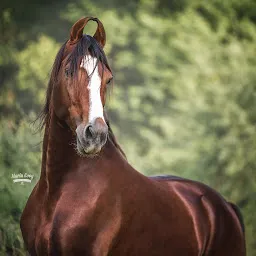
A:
69,17,106,48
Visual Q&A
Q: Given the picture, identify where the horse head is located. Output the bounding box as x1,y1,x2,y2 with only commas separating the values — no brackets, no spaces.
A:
50,17,113,156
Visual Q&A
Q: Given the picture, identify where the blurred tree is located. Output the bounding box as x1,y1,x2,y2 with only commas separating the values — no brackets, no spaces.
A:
0,0,255,254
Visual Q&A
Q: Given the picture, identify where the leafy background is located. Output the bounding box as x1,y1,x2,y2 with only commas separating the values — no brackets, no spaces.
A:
0,0,255,255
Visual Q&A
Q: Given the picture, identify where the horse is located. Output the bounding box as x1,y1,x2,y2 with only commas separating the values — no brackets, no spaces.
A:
20,17,246,256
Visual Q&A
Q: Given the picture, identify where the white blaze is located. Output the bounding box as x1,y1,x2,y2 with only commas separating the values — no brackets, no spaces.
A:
80,55,105,124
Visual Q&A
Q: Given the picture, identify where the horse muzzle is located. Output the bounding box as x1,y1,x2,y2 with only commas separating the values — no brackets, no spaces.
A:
76,117,108,156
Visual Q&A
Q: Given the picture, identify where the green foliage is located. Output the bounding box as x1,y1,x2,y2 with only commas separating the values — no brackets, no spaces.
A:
16,36,60,113
0,119,41,255
0,0,255,254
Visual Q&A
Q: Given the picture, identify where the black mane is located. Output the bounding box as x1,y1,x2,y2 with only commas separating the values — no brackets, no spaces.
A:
68,35,111,80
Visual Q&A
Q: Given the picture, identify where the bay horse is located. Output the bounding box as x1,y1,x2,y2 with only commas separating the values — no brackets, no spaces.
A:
20,17,246,256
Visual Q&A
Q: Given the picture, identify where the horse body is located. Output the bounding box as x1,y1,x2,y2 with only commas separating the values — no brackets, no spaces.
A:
21,113,245,256
20,17,246,255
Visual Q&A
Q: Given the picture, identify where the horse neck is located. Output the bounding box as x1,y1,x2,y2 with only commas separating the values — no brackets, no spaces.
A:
39,110,126,194
38,111,76,192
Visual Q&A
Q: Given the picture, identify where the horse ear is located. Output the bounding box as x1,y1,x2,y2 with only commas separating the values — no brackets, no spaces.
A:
69,17,106,48
92,18,106,48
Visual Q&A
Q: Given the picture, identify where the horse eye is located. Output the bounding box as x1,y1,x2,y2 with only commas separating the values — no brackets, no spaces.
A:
65,68,73,78
106,78,113,85
65,69,69,77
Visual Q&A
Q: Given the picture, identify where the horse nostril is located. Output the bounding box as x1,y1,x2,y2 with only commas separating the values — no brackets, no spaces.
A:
94,118,108,135
83,119,108,144
85,125,94,139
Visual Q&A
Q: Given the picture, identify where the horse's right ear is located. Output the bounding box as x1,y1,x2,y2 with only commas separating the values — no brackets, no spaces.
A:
69,17,90,44
69,17,106,48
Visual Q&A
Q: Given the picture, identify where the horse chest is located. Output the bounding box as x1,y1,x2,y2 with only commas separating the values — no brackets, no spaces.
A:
31,197,119,256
